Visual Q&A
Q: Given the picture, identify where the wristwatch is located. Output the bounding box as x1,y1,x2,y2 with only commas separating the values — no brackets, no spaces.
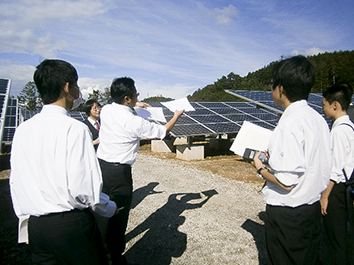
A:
257,166,268,179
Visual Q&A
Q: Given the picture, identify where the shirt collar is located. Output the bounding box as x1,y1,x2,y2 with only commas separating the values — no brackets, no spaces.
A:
332,115,351,128
41,104,68,116
112,102,135,114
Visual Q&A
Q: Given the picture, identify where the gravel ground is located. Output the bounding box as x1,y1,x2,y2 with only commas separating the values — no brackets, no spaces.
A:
0,151,268,264
124,153,267,265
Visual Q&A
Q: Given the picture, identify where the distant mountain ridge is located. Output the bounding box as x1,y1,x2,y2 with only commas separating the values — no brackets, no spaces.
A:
187,50,354,102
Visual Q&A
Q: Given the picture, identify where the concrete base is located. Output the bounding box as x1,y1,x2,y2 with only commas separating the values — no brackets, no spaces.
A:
176,144,205,161
173,137,188,145
151,139,175,153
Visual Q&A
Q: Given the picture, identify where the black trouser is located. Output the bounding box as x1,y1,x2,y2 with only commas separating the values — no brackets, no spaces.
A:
265,201,322,265
322,183,348,265
98,159,133,265
29,209,107,265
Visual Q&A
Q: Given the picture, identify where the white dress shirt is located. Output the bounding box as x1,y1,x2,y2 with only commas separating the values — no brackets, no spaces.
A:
263,100,332,207
97,103,167,164
10,105,116,242
329,115,354,183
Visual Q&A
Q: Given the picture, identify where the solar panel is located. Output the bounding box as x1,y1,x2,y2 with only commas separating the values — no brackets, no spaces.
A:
146,101,278,137
10,98,280,141
0,79,11,149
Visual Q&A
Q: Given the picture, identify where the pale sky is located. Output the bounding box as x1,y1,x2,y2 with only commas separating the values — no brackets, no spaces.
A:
0,0,353,100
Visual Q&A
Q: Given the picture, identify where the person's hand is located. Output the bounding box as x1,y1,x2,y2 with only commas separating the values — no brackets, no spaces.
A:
253,152,264,170
93,138,100,145
174,109,184,118
320,196,329,215
136,102,151,108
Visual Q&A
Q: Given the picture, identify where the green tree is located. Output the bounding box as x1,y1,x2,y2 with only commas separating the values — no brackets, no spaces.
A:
87,87,112,106
142,95,173,102
17,81,42,110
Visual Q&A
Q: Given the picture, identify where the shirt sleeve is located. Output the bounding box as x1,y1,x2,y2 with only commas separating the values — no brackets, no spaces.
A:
330,127,350,183
136,117,167,140
67,124,116,217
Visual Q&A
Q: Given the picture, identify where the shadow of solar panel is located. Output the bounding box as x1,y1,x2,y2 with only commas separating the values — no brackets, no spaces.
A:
189,115,229,123
205,122,241,133
171,124,214,136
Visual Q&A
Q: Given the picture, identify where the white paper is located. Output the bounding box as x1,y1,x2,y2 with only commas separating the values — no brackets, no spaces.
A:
161,97,195,112
135,107,167,123
230,121,273,156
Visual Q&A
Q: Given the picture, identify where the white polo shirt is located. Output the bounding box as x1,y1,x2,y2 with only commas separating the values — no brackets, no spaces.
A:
329,115,354,183
262,100,332,207
97,103,167,164
10,105,116,242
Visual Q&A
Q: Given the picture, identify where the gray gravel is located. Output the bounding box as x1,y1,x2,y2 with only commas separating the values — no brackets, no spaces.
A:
124,153,267,265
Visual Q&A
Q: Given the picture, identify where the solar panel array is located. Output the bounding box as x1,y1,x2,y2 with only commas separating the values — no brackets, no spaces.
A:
148,101,279,137
20,108,87,122
226,89,354,116
2,98,18,142
0,79,11,150
6,100,280,141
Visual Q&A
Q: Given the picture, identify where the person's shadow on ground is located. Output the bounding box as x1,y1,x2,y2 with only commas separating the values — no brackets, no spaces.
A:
130,182,163,209
125,189,218,265
241,212,268,265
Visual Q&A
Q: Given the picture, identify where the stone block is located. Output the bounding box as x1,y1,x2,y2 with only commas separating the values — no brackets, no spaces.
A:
176,144,205,161
151,139,175,153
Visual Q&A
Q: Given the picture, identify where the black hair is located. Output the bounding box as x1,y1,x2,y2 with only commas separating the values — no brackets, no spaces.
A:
110,77,136,104
272,55,315,102
323,82,353,111
33,59,78,104
84,99,101,116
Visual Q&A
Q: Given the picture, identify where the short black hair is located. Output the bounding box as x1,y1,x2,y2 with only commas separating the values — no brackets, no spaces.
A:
272,55,315,102
323,82,353,111
110,77,136,104
33,59,78,104
84,99,101,116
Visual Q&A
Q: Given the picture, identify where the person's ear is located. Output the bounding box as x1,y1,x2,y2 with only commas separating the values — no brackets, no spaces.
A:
278,86,284,98
332,101,339,111
63,82,70,94
124,95,130,103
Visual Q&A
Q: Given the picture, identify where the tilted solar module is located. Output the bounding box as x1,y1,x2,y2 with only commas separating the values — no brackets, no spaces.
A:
147,101,278,137
0,79,11,150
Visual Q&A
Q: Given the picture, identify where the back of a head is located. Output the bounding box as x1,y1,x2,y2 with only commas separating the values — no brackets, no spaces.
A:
110,77,135,104
33,59,78,104
323,82,353,112
272,55,315,102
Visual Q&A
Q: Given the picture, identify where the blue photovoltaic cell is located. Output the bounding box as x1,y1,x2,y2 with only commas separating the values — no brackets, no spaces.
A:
189,115,230,123
171,124,214,136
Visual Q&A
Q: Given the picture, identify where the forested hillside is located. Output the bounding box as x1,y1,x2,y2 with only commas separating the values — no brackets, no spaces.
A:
187,50,354,102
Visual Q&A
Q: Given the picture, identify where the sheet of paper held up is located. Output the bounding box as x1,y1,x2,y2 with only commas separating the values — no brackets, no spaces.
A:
135,107,167,123
229,121,273,157
161,97,195,112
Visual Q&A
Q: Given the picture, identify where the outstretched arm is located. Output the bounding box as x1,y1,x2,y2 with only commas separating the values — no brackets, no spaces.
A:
165,110,184,133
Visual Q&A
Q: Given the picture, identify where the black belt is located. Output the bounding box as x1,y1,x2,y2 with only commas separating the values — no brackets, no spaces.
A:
98,158,131,167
